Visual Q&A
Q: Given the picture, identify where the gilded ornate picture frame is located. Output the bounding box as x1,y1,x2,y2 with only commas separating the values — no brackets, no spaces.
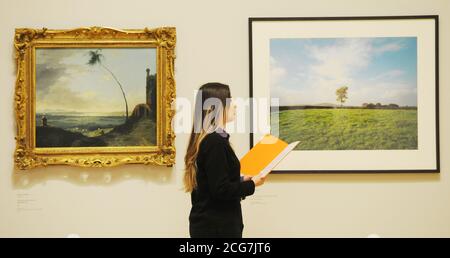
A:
14,27,176,170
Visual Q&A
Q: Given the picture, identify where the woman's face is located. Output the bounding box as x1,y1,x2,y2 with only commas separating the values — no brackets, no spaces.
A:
225,98,237,123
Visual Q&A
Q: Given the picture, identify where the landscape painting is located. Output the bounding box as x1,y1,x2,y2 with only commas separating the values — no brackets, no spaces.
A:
270,37,418,151
35,47,158,148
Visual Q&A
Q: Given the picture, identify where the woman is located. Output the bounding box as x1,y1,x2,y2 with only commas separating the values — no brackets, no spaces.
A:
184,82,266,238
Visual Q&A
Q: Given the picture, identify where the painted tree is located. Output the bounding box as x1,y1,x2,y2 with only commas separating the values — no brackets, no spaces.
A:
87,49,129,122
336,86,349,107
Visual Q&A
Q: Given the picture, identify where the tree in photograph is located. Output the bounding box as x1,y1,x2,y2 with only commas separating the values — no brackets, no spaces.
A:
336,86,349,107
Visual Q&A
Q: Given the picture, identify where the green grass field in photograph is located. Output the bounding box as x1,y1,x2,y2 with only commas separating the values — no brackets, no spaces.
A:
272,109,418,150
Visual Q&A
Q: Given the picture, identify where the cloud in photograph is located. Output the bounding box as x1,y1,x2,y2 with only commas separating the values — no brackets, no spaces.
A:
270,37,417,107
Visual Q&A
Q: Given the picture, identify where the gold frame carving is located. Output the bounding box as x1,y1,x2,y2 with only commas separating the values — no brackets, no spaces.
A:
14,27,176,170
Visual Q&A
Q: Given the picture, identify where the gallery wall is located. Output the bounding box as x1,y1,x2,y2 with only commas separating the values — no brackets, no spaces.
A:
0,0,449,237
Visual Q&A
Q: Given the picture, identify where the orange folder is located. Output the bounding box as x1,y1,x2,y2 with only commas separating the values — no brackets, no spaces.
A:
240,134,299,177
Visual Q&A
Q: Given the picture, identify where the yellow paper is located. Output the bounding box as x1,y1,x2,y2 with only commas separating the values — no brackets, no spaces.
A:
240,134,289,176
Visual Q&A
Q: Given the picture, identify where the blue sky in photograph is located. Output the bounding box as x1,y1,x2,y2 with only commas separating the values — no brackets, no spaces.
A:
36,48,156,115
270,37,417,106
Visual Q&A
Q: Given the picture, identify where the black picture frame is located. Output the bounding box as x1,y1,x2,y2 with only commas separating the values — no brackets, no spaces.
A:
249,16,440,174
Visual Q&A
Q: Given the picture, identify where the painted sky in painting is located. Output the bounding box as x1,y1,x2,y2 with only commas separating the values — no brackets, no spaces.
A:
270,37,417,107
36,48,156,115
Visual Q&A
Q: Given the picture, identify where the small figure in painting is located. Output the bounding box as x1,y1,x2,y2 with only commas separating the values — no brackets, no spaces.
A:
42,115,48,127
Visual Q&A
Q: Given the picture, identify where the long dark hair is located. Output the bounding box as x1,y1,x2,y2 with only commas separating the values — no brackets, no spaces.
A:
184,82,231,192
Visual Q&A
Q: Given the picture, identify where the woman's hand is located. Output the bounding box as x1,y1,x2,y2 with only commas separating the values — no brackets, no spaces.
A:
252,175,266,187
242,175,253,182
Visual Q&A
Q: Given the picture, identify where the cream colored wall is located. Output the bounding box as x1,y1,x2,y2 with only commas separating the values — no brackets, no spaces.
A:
0,0,449,237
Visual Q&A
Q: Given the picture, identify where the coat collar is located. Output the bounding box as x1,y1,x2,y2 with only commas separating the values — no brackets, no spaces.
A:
215,126,229,140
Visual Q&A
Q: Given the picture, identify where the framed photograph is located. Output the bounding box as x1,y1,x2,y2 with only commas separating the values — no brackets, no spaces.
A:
14,26,176,170
249,16,439,173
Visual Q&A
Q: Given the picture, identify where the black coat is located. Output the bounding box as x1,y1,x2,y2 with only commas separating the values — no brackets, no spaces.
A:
189,131,255,238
